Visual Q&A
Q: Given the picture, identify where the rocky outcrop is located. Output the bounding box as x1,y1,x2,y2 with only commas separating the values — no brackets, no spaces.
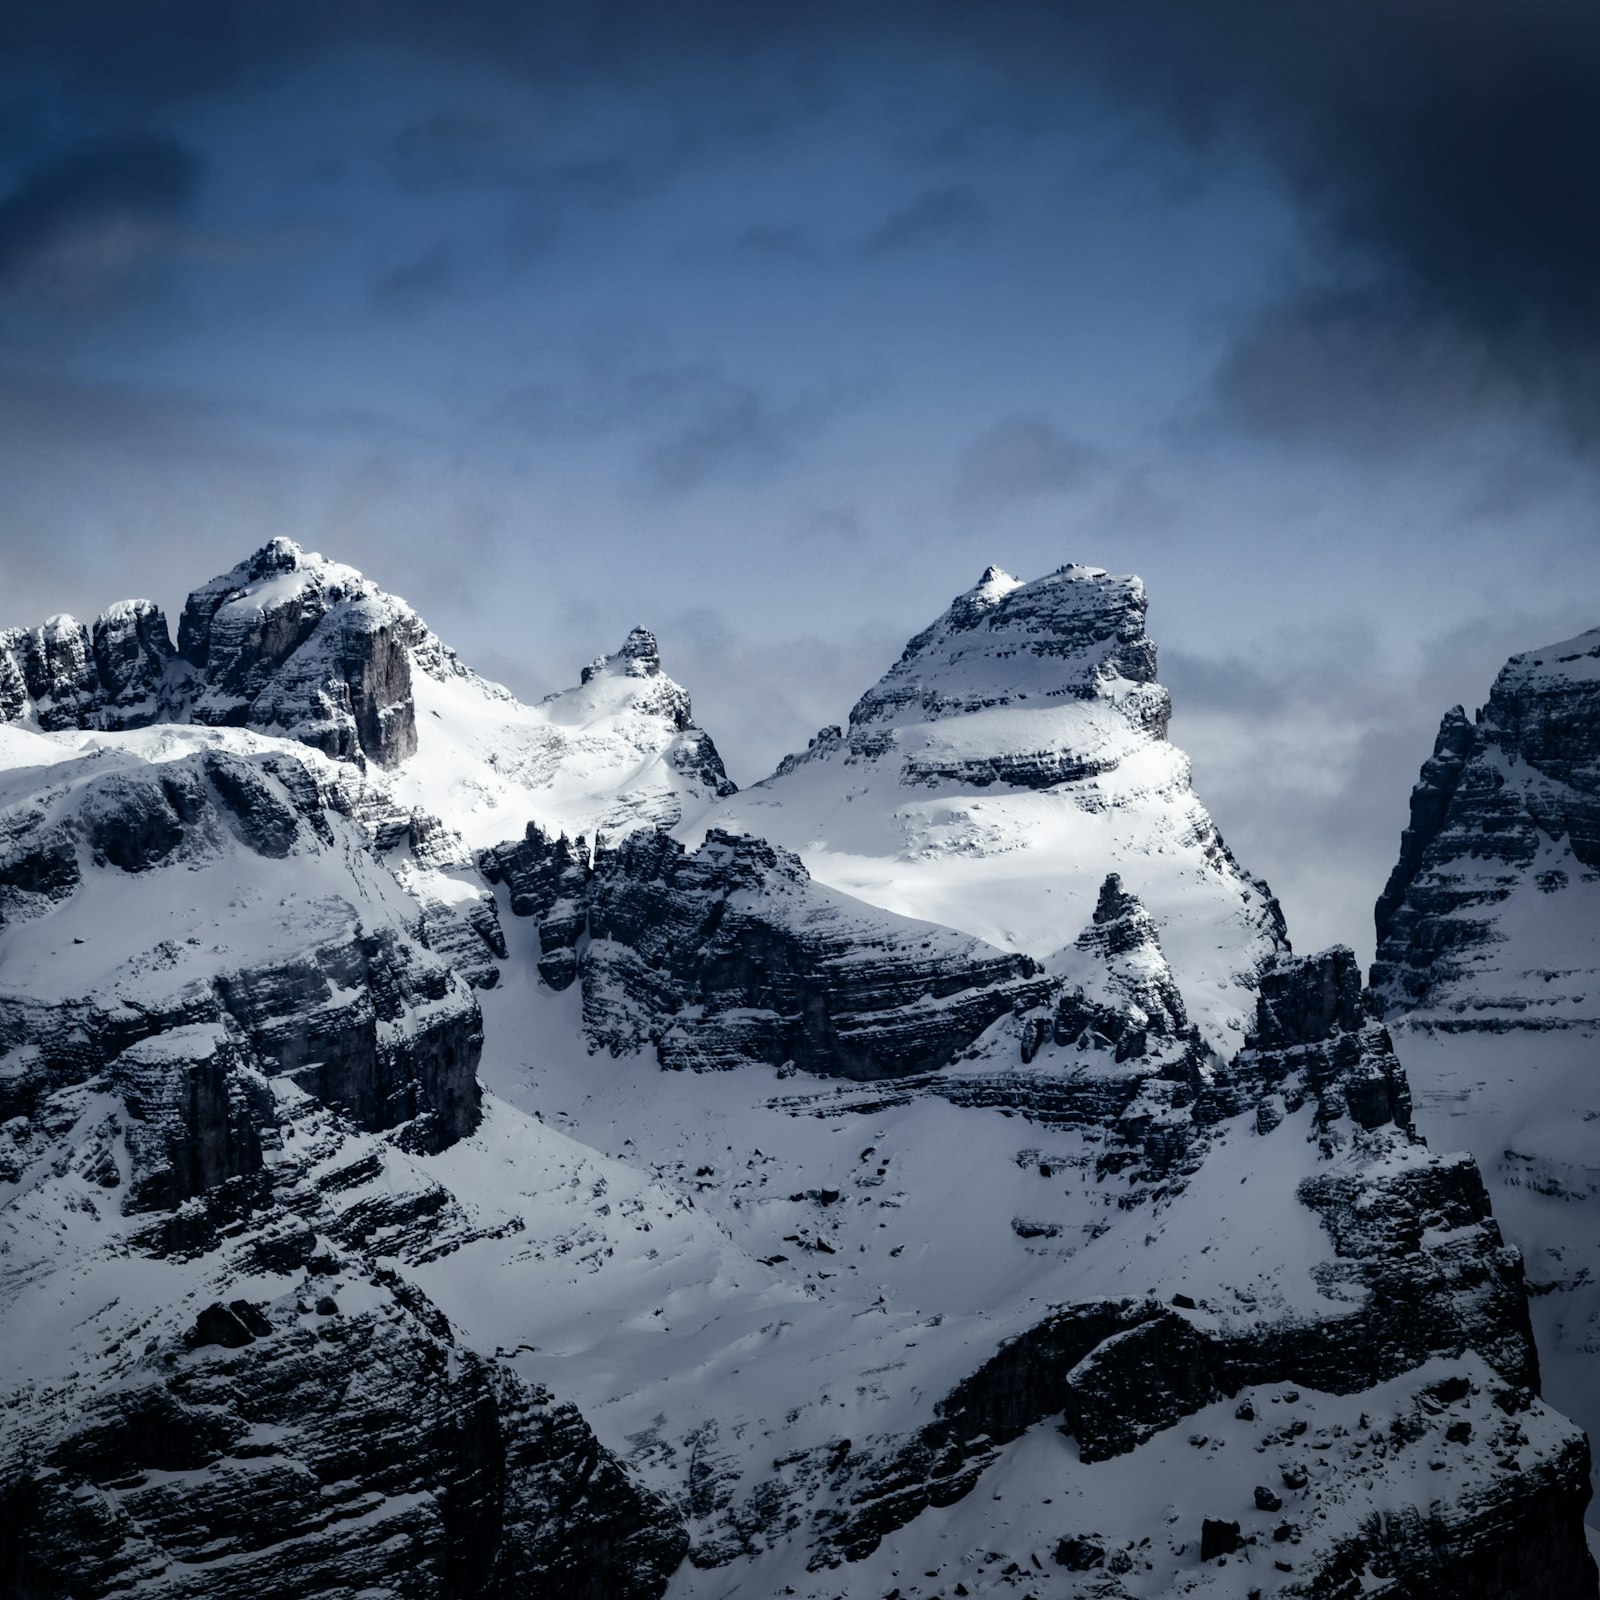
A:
578,627,732,790
110,1023,273,1213
1,1273,685,1600
488,823,1047,1079
213,924,482,1153
786,948,1560,1574
177,539,423,769
0,601,175,732
1061,871,1189,1051
1368,624,1600,1564
0,740,483,1156
395,811,508,990
480,823,590,990
1372,626,1600,1024
1233,946,1415,1133
5,553,1595,1600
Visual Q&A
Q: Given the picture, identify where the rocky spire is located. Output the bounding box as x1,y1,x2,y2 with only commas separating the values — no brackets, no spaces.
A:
1072,872,1188,1039
581,625,664,684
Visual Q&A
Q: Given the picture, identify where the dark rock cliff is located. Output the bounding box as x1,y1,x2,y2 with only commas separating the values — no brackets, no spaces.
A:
179,538,421,769
747,946,1591,1590
1372,627,1600,1021
485,823,1046,1079
0,743,483,1164
1,1269,685,1600
0,602,175,732
792,563,1172,789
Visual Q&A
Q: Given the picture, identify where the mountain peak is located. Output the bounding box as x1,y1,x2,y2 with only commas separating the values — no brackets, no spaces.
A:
1372,620,1600,1020
845,561,1165,746
248,536,309,576
583,625,664,685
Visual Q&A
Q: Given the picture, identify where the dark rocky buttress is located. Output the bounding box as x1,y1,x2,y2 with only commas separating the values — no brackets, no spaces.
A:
179,538,422,769
484,823,1046,1078
1371,626,1600,1020
1,1263,685,1600
0,602,175,732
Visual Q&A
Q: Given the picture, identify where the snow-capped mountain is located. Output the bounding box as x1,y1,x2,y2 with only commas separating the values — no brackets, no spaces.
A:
1,536,736,846
1,545,1594,1600
692,564,1287,1050
1372,625,1600,1516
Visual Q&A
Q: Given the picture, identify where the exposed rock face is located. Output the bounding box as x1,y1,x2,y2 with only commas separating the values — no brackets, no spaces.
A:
177,538,422,769
5,550,1596,1600
393,811,507,990
1371,624,1600,1545
832,563,1169,785
1225,947,1416,1140
1371,626,1600,1025
110,1023,273,1213
1,1261,685,1600
681,946,1591,1588
0,602,175,732
0,722,683,1599
0,738,483,1156
480,823,590,990
487,823,1046,1078
213,923,483,1153
1062,871,1189,1052
577,626,727,786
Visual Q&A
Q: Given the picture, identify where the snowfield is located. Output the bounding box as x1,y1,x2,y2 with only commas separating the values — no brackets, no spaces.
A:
1,544,1594,1598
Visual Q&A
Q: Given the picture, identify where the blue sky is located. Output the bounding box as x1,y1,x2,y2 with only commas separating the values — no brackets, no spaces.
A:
2,2,1597,960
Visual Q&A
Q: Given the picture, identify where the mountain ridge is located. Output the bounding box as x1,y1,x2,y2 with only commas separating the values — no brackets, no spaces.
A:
1,542,1594,1599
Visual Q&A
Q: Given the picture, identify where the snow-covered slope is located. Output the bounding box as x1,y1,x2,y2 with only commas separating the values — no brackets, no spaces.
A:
2,546,1595,1600
393,621,735,851
690,564,1287,1051
1371,625,1600,1516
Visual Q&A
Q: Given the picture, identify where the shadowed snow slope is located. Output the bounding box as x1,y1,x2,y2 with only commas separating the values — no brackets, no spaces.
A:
692,564,1287,1050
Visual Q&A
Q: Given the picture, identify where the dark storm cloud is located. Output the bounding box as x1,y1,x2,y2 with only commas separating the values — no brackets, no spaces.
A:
954,413,1101,503
0,131,201,288
5,0,1598,450
861,185,984,255
499,357,842,493
1076,0,1600,447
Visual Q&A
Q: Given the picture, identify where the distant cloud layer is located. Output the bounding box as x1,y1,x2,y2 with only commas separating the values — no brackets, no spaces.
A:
955,414,1101,503
0,131,200,290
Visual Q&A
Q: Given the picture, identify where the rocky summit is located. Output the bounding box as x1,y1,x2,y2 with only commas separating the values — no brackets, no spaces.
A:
1372,626,1600,1548
1,545,1594,1600
699,563,1288,1051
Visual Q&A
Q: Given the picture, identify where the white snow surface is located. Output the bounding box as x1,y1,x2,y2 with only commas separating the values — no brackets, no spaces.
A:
3,548,1589,1592
690,565,1285,1049
392,641,728,851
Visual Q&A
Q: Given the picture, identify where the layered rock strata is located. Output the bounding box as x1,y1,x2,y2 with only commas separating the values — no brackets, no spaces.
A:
486,823,1047,1079
1372,625,1600,1026
697,563,1288,1047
